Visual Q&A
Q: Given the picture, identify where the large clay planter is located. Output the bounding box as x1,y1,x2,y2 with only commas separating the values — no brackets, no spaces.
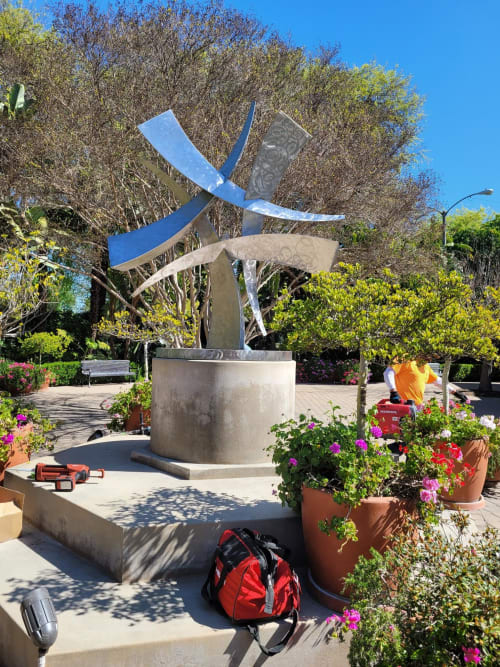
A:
301,486,414,611
125,406,151,432
0,424,32,484
438,439,489,510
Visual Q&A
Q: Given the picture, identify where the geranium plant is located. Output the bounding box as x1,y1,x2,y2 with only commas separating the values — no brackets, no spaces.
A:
106,379,152,431
0,393,55,463
400,397,495,452
337,512,499,666
268,406,464,543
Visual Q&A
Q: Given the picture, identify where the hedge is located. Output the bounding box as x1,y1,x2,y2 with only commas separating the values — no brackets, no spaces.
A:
44,361,142,386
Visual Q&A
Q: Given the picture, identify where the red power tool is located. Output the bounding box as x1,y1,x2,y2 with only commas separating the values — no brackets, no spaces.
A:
35,463,105,492
374,399,417,436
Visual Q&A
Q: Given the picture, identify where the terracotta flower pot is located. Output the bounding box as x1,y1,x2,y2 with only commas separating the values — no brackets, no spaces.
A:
0,424,32,484
438,439,489,510
301,486,414,611
124,406,151,431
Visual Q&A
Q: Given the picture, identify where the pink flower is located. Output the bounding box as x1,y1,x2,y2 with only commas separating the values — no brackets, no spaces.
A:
342,608,360,630
422,476,440,492
329,442,341,454
370,425,383,438
355,439,367,451
1,433,14,445
16,414,27,422
288,457,298,466
325,614,337,624
307,422,316,430
420,489,437,503
462,646,481,663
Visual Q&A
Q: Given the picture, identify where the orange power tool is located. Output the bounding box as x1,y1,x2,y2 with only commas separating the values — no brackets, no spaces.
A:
35,463,105,492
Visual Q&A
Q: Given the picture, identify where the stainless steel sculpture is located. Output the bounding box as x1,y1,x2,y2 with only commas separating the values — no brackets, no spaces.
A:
108,104,344,349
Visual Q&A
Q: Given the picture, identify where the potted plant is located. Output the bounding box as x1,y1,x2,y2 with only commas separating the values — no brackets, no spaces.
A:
106,379,152,432
400,398,496,509
268,406,462,611
0,360,55,394
336,512,499,666
0,393,55,482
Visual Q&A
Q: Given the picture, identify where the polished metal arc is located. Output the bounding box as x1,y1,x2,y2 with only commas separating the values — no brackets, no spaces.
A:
132,235,339,298
242,111,311,335
109,103,257,271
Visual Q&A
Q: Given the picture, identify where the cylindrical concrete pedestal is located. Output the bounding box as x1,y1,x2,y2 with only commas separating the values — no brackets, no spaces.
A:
151,349,295,464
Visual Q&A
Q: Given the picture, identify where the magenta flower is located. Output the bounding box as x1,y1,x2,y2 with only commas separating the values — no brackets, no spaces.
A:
288,457,298,466
355,439,367,451
420,489,437,503
16,414,27,422
422,476,440,492
329,442,341,454
1,433,14,445
376,450,383,456
370,425,383,438
325,614,337,624
342,608,360,630
307,422,316,430
462,646,481,663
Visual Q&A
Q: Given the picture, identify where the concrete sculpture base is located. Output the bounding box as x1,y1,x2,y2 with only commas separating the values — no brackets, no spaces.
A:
151,349,295,464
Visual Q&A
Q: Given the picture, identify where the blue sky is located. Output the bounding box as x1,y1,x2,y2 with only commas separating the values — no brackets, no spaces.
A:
28,0,499,217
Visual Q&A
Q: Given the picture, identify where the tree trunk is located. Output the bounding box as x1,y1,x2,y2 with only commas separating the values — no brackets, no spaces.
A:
89,251,109,330
442,356,452,415
356,351,369,438
478,360,493,394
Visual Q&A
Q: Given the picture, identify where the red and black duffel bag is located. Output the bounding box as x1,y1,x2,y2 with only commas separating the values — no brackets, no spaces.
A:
201,528,301,657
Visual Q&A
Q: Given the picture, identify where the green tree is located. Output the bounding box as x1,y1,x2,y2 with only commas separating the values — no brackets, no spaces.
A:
0,240,62,338
0,0,438,348
20,329,73,364
271,265,468,436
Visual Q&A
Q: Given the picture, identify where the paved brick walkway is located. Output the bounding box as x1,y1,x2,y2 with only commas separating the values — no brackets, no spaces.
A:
20,380,500,532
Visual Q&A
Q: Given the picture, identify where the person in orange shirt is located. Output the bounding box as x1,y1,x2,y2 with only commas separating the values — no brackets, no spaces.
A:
383,361,465,407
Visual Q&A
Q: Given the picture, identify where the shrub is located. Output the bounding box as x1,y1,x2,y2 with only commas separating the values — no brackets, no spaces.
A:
105,379,152,431
339,513,499,666
43,361,84,386
0,360,51,393
450,363,475,382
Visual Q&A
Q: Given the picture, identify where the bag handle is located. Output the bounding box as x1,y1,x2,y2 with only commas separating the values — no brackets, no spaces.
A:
246,608,298,657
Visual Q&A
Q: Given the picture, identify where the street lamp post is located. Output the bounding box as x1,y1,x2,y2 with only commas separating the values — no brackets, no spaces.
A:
436,188,494,248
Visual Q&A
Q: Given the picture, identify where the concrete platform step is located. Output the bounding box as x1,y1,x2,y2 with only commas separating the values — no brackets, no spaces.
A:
0,523,348,667
5,435,304,583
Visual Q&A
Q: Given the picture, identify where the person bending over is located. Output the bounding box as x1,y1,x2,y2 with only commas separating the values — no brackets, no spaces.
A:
384,361,466,408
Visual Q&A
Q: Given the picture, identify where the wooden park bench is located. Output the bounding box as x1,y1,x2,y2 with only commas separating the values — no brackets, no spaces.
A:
80,360,135,387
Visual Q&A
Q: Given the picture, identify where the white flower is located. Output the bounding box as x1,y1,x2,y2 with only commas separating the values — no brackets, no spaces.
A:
479,415,496,430
440,429,452,438
455,411,468,420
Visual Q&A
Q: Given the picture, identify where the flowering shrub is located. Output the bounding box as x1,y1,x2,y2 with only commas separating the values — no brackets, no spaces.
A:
268,407,462,543
0,360,54,394
106,379,152,431
339,512,499,666
0,393,55,463
295,358,372,385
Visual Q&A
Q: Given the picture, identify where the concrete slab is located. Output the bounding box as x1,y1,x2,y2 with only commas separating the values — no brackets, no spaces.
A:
0,523,348,667
5,435,304,583
131,444,278,479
